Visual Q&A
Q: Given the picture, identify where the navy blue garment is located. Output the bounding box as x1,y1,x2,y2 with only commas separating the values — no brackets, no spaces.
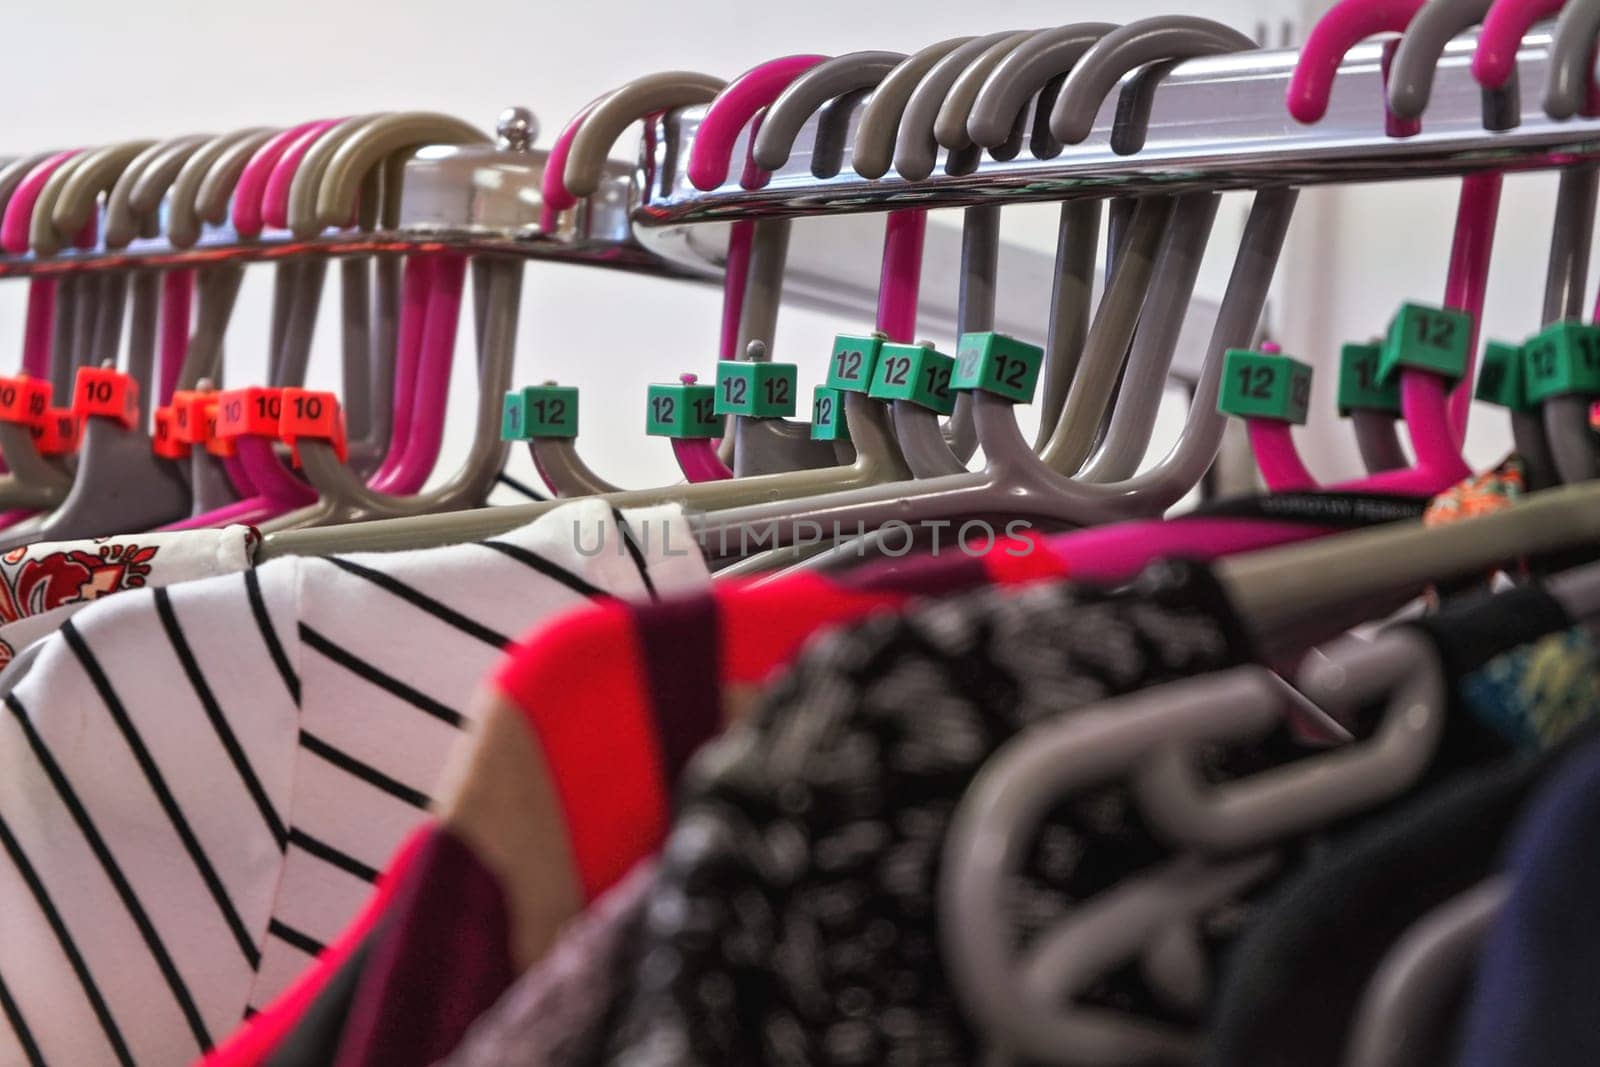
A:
1457,734,1600,1067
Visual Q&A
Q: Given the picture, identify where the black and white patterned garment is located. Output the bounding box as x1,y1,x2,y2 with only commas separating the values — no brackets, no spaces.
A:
595,562,1294,1066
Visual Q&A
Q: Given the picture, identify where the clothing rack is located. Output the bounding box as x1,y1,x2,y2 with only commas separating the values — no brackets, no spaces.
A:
628,27,1592,224
0,119,1216,360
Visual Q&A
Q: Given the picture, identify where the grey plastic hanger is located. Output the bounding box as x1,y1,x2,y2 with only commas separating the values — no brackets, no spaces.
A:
851,37,980,179
888,20,1198,484
696,187,1287,553
940,548,1600,1065
1535,162,1596,486
763,46,985,477
963,25,1119,446
1343,876,1507,1067
257,318,914,556
1545,0,1600,118
750,52,922,475
1387,0,1521,129
887,31,1093,477
1049,17,1259,148
524,75,727,494
940,668,1294,1063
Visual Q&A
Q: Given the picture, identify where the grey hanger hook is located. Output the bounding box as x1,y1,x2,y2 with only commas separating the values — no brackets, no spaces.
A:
752,51,907,171
1079,191,1221,481
759,47,976,476
1388,0,1519,128
165,127,278,249
851,37,977,179
894,31,1031,182
943,24,1117,153
965,24,1121,154
1546,0,1600,118
564,73,727,199
1050,17,1259,150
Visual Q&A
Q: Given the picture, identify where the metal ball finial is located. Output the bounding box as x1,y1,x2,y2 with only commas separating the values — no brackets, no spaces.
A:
745,339,770,363
496,106,539,151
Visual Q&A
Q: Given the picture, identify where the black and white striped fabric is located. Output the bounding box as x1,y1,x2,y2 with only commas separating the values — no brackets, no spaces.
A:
0,500,706,1066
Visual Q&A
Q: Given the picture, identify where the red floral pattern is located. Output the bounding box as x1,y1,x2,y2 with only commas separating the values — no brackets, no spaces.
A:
0,541,160,669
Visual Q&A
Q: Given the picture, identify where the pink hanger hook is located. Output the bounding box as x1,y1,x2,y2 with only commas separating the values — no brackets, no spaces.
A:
232,121,333,237
686,55,829,191
1473,0,1565,87
370,252,468,494
672,374,735,481
1286,0,1428,123
261,118,348,232
2,150,83,254
157,270,194,406
540,95,607,229
1247,0,1490,494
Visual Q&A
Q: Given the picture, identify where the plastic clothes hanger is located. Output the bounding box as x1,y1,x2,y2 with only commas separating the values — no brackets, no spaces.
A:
940,554,1600,1062
279,112,484,502
1544,0,1600,116
1342,876,1508,1067
252,28,1247,562
1386,0,1580,485
526,74,732,494
758,48,980,478
186,113,476,530
0,150,90,510
0,140,193,542
961,25,1123,449
695,55,864,479
261,114,533,528
866,21,1186,483
696,22,1261,555
1294,0,1490,456
162,121,342,528
278,112,418,477
1475,0,1594,487
0,152,68,531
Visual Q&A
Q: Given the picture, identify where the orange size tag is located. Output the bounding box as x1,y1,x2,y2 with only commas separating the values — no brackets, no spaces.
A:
0,375,51,428
214,387,285,439
73,367,140,429
152,406,189,460
278,389,348,464
200,396,236,458
171,390,210,446
31,408,81,455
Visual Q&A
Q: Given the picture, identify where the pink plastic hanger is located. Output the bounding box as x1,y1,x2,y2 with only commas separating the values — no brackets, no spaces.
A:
0,150,86,532
1472,0,1562,88
1243,0,1486,495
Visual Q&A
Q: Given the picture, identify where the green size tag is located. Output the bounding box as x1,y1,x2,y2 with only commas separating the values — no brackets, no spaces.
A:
1378,303,1472,385
1522,321,1600,402
810,386,851,441
826,334,884,393
714,361,798,418
951,332,1044,403
1475,341,1534,411
868,342,956,414
1218,349,1313,424
1337,343,1400,415
502,385,578,440
646,381,722,438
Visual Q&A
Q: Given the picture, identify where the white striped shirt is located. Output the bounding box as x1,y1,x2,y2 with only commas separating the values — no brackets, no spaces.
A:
0,501,706,1066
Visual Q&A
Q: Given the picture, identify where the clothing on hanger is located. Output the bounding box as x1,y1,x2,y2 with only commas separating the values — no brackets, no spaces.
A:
0,499,705,1064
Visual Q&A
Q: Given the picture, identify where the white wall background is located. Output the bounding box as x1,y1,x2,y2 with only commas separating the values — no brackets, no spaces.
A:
0,0,1575,499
